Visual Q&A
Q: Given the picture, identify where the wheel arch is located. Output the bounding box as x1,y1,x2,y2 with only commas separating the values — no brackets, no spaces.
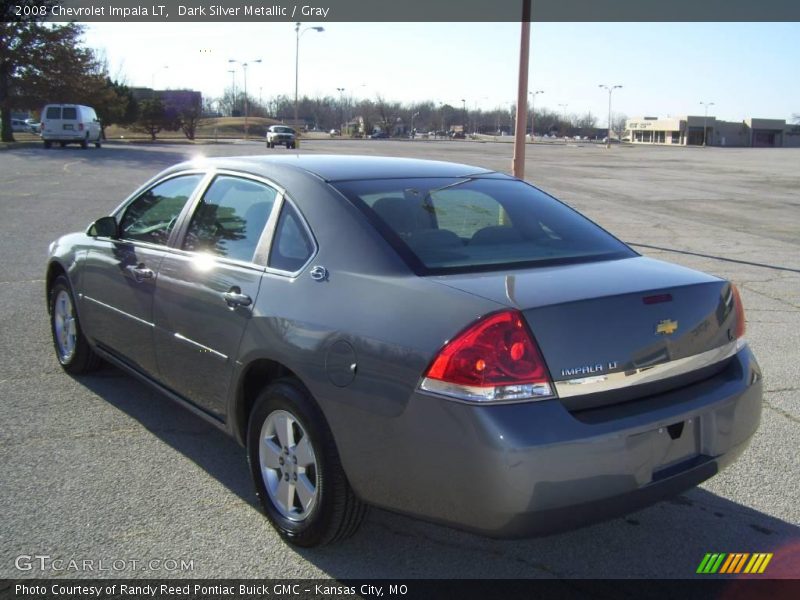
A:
233,357,311,446
45,261,68,313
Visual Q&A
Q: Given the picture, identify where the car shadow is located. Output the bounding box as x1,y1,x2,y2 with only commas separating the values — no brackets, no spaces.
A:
76,365,800,579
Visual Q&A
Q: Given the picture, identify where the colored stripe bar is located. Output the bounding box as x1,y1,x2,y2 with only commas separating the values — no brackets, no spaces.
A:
710,554,727,574
758,554,773,573
733,553,750,573
697,553,714,574
720,554,736,574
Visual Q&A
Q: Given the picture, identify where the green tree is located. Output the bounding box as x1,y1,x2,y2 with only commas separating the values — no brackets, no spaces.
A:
179,103,202,140
133,97,176,141
1,2,108,142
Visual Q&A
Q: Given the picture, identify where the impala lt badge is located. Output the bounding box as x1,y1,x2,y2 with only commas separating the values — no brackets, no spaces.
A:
561,361,619,378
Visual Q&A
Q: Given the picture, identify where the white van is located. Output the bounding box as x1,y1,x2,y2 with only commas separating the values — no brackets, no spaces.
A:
41,104,102,149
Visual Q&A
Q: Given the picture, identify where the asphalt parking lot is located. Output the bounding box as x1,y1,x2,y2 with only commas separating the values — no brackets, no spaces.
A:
1,139,798,579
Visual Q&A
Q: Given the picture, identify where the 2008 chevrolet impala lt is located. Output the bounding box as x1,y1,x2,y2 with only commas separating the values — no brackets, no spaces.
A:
46,155,762,546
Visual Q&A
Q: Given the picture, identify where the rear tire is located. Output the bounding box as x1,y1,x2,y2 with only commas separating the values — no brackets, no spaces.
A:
43,140,52,149
80,137,88,149
49,275,101,374
247,378,366,547
59,142,67,148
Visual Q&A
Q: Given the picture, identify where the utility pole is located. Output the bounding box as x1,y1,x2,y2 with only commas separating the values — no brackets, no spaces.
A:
700,101,715,147
511,0,531,178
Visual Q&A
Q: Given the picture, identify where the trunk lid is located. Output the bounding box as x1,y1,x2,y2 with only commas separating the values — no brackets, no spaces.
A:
434,257,740,409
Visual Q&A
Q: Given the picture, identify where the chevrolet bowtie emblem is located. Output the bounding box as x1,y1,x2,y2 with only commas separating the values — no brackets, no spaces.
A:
656,319,678,335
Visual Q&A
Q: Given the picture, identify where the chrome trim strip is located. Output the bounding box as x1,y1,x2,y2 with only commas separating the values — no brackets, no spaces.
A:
83,295,154,328
555,339,743,398
173,332,228,361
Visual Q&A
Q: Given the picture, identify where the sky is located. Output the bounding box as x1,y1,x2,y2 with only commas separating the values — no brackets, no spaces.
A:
82,21,800,125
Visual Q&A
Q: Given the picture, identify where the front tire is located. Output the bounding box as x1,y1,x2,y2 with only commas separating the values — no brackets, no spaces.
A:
49,275,100,374
247,379,366,547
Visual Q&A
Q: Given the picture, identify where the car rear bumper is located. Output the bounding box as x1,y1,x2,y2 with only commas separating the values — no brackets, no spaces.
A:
338,345,762,537
43,133,88,141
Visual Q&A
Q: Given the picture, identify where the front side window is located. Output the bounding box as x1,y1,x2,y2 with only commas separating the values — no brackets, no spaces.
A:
182,176,277,263
120,175,203,245
333,177,635,274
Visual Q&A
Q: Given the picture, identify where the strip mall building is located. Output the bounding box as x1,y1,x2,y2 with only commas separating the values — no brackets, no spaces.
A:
626,116,800,147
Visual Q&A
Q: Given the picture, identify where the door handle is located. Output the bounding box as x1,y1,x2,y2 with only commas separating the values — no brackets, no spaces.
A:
127,264,154,282
222,287,252,308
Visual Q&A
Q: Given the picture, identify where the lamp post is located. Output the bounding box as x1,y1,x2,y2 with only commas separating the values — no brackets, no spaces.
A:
529,90,543,143
700,101,715,147
229,58,262,140
599,84,622,148
558,103,568,137
227,69,236,116
294,23,325,129
151,65,168,98
410,111,419,138
336,87,346,134
461,98,467,135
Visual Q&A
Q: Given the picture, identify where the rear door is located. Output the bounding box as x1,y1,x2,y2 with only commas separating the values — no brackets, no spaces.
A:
153,173,280,417
80,173,205,375
42,106,62,139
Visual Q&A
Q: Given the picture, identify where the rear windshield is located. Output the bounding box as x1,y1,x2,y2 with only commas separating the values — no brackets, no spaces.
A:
46,107,61,119
62,107,77,120
333,177,635,274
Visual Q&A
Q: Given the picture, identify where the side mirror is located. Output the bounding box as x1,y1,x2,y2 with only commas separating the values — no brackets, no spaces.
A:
88,216,119,238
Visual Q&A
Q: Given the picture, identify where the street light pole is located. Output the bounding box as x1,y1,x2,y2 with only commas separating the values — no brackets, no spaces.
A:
227,69,236,116
529,90,543,143
599,84,622,148
230,58,262,140
151,65,168,98
700,101,715,147
461,98,466,135
410,111,419,138
336,87,346,134
558,103,568,136
294,23,324,129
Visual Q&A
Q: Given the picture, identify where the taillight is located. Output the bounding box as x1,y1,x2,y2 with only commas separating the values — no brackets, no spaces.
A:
731,284,746,339
79,123,84,131
420,310,554,403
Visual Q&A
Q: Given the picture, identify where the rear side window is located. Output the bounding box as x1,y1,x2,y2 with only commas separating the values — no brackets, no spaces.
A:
62,107,77,120
333,178,635,274
120,175,203,245
46,107,61,119
182,176,277,263
268,203,314,273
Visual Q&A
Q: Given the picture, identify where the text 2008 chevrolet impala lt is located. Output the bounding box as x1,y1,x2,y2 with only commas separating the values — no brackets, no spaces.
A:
46,155,762,546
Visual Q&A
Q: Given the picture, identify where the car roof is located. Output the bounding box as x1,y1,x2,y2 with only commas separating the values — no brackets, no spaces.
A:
169,154,498,183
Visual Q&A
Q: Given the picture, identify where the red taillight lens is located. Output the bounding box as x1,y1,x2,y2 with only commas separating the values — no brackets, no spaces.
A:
731,284,746,339
421,310,554,402
78,123,84,131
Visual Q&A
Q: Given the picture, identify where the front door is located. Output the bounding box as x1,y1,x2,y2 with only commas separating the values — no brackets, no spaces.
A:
80,174,204,375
